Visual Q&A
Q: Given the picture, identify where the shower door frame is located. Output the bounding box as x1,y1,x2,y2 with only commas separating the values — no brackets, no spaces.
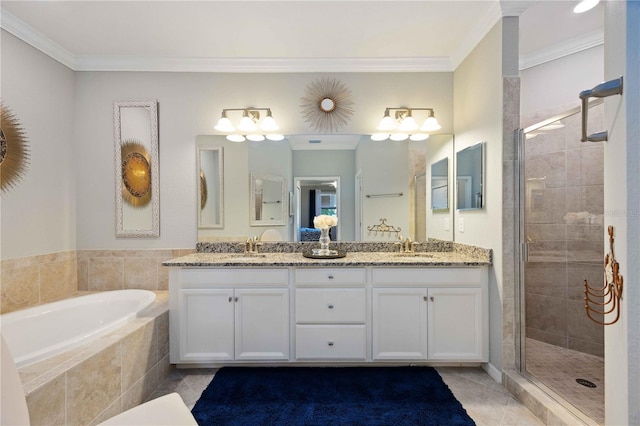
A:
515,99,604,422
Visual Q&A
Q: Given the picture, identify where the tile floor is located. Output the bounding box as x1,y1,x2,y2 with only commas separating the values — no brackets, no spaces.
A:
526,338,604,425
149,366,543,425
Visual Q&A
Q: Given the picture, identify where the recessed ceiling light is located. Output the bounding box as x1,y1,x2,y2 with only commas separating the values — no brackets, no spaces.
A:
573,0,599,14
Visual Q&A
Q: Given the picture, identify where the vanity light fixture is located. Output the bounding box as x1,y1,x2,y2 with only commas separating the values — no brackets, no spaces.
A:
214,107,284,142
372,107,441,142
573,0,599,13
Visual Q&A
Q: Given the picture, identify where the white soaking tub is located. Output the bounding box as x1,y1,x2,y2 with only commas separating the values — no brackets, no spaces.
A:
1,290,156,367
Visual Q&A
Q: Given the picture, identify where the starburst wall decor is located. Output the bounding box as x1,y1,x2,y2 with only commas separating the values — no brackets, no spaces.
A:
300,78,354,133
0,103,30,193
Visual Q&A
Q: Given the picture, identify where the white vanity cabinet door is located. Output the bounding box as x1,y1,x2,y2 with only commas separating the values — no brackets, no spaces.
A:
372,288,428,360
234,288,289,360
179,289,234,362
427,287,484,361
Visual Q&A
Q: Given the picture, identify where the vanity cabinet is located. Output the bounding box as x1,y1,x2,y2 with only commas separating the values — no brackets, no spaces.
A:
372,268,487,362
169,268,289,364
294,268,367,360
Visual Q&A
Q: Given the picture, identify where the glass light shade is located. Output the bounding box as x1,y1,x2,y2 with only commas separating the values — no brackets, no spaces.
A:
214,116,235,132
409,133,430,141
398,116,418,132
573,0,599,13
237,116,257,132
266,134,285,141
390,133,409,141
377,115,396,131
226,134,246,143
420,116,442,132
260,115,279,132
246,134,265,142
370,133,389,141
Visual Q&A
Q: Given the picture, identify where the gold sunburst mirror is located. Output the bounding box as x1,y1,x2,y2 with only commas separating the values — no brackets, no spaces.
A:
300,77,355,133
121,139,152,207
0,103,30,193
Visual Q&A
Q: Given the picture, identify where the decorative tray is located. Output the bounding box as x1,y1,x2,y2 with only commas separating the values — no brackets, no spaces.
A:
302,251,347,259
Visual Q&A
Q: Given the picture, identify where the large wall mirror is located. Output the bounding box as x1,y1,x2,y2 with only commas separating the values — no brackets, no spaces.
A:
456,141,485,210
195,134,454,243
250,173,286,226
198,146,223,229
113,100,159,238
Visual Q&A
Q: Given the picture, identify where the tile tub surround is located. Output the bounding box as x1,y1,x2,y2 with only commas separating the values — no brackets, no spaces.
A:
1,251,77,314
18,292,172,426
0,249,195,314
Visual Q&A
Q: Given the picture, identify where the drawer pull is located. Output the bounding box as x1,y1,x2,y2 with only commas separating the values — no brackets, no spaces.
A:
328,275,334,279
328,341,334,346
328,304,334,309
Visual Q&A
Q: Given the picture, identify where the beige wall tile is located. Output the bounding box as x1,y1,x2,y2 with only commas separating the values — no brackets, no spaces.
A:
121,320,158,391
156,311,170,359
87,398,122,426
1,266,39,314
40,259,78,303
124,257,158,290
66,343,122,426
25,374,66,425
88,257,123,291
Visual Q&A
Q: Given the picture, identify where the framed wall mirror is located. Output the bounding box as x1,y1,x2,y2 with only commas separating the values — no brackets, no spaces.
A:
456,141,485,210
198,146,224,229
250,173,286,226
430,158,449,210
113,100,159,237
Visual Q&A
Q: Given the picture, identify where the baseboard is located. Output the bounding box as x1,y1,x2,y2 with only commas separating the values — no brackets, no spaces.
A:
482,362,502,383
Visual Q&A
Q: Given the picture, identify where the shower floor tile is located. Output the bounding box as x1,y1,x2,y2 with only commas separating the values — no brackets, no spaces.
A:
526,338,604,424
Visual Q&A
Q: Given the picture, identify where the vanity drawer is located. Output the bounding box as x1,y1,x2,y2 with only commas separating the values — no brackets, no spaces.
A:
371,267,484,286
295,268,366,285
295,325,366,360
296,288,366,323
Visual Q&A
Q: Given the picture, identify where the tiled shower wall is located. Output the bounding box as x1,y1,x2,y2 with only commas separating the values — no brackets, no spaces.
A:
523,104,604,357
0,249,194,314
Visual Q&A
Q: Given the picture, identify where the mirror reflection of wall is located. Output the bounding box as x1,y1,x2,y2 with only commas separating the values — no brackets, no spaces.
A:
296,178,339,241
426,135,454,241
456,141,485,210
250,174,286,225
195,134,455,242
198,147,223,229
430,158,449,210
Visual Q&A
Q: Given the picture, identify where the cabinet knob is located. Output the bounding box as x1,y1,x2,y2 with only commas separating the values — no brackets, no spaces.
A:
328,304,334,309
228,296,233,302
423,296,427,301
430,296,435,302
328,342,334,346
328,275,334,279
234,297,239,302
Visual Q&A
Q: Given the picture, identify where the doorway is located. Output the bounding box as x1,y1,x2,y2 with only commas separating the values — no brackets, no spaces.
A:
517,101,605,424
294,176,341,241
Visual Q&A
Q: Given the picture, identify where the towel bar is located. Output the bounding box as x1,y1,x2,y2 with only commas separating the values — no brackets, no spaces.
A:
579,76,623,142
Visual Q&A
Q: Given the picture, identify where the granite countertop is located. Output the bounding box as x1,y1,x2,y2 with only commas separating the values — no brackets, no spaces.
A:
162,250,491,268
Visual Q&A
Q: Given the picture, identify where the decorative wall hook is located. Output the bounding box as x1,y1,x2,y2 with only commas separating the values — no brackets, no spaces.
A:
367,218,401,238
584,225,623,325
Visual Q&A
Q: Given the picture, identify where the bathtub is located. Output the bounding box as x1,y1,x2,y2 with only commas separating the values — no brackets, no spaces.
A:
0,289,156,367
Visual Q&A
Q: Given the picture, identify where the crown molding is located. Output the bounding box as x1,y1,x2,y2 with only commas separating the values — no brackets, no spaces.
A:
75,56,454,73
450,1,503,70
519,29,604,70
0,8,76,69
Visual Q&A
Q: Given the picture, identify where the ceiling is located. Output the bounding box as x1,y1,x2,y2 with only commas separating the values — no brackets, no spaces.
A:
0,0,604,73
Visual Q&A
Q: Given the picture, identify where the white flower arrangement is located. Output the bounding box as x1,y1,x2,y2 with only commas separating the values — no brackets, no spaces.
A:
313,214,338,230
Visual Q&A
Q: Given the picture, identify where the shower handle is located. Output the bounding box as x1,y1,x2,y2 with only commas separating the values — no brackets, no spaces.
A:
579,76,623,142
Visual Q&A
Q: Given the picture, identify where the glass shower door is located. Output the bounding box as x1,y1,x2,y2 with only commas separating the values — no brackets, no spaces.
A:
518,102,605,424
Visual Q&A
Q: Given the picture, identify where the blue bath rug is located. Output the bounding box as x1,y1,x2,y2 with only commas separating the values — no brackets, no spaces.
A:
191,366,475,425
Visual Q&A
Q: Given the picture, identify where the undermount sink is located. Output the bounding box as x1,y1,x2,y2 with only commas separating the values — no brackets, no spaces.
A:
393,253,434,258
220,253,267,260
